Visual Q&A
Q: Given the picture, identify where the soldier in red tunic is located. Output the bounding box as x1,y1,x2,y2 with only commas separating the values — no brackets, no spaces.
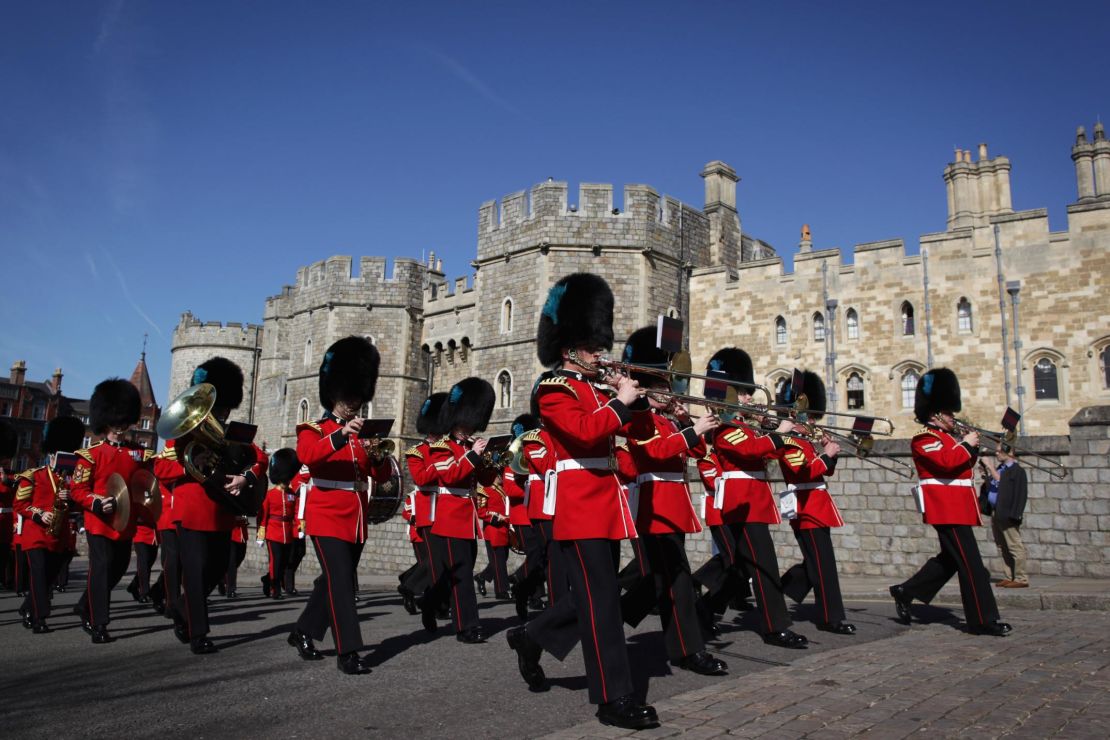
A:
71,378,147,644
775,371,855,635
0,421,16,590
289,336,391,674
258,448,300,600
890,368,1011,636
504,412,544,621
476,477,511,599
506,273,659,731
283,465,310,595
14,416,84,632
127,474,160,604
399,393,447,619
150,442,183,615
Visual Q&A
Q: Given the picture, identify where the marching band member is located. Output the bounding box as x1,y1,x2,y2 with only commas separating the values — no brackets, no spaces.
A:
14,416,84,632
775,371,855,635
0,420,16,590
150,443,183,616
692,448,752,629
258,448,300,601
224,514,249,598
54,506,79,592
476,475,511,599
506,273,659,730
424,377,497,643
290,336,390,674
890,368,1011,636
283,465,310,595
518,390,569,612
402,393,447,622
71,378,146,644
614,327,727,676
127,481,159,604
504,413,543,621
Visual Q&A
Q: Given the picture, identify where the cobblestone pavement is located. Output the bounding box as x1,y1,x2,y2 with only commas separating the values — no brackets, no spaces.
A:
545,610,1110,739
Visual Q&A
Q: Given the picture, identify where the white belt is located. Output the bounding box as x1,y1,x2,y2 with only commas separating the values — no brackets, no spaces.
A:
0,507,12,513
527,474,541,484
919,478,974,488
438,487,472,497
635,472,685,485
786,483,826,491
713,469,768,509
310,478,369,492
555,458,610,472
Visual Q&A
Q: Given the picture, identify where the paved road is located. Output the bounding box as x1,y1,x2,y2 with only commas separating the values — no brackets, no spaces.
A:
1,561,912,739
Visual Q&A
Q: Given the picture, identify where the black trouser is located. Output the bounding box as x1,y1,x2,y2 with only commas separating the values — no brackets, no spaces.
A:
525,539,633,705
150,528,181,619
55,550,73,589
781,526,846,626
296,536,365,656
399,541,431,597
533,519,569,607
621,532,706,662
22,548,64,622
899,524,999,628
129,542,159,599
266,540,292,596
714,522,791,634
426,533,479,632
78,534,132,627
226,540,246,593
284,538,306,592
509,524,543,587
694,524,753,614
14,545,28,594
177,527,231,639
352,540,365,594
479,542,510,594
0,545,12,589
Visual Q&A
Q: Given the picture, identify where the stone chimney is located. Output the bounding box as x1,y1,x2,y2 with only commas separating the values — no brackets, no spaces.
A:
1093,122,1110,200
943,143,1013,229
798,224,813,254
10,360,26,385
52,368,63,395
1073,126,1096,202
700,161,742,267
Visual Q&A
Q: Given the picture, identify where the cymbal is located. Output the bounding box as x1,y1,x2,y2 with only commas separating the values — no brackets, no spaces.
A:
105,473,132,533
129,468,161,522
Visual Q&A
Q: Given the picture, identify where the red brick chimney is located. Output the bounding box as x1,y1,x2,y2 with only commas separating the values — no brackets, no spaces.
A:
52,368,63,395
10,360,26,385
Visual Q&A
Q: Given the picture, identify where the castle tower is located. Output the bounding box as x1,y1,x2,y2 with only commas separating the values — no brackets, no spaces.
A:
1072,125,1097,202
943,144,1013,229
1092,122,1110,199
168,312,264,427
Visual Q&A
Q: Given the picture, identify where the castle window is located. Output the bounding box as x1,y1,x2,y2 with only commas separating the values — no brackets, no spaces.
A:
501,298,513,334
304,338,313,367
775,316,787,345
32,402,45,420
846,308,859,340
141,419,150,431
847,372,865,409
900,369,919,409
447,339,457,364
460,337,471,362
666,307,680,319
813,312,825,342
1100,346,1110,389
1033,358,1059,400
0,401,8,416
497,370,512,409
298,399,309,424
957,298,972,333
82,436,91,448
901,302,915,336
772,376,789,402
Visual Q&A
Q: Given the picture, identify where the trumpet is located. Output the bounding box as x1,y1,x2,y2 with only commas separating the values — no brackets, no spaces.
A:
953,419,1068,480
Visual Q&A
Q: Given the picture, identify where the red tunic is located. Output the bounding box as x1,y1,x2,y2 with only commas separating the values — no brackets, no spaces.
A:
711,423,783,525
503,464,530,527
259,486,297,544
152,441,182,532
428,437,491,540
0,469,15,546
775,438,843,530
13,467,66,552
478,484,511,547
536,372,651,541
71,441,150,541
695,451,723,527
912,426,980,526
619,411,704,535
401,494,421,543
229,517,249,544
155,439,267,533
523,430,554,522
405,440,437,528
291,469,309,540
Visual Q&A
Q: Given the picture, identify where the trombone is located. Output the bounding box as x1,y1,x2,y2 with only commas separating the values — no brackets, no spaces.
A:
783,424,914,478
596,356,774,405
953,419,1068,480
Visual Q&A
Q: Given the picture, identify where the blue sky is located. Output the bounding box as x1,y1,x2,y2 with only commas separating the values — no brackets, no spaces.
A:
1,1,1105,402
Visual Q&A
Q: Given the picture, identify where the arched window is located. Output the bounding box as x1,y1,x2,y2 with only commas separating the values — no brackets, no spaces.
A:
813,312,825,342
447,339,457,363
772,375,789,402
957,298,972,333
497,370,512,409
847,372,865,409
460,337,471,362
775,316,787,345
298,399,309,424
846,308,859,340
1034,358,1059,400
901,302,915,336
666,306,680,319
501,298,513,334
900,369,919,409
304,338,313,366
1100,346,1110,390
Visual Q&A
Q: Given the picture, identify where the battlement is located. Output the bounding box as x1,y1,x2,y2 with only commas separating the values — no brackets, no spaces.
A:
262,256,428,318
288,255,425,291
423,272,475,308
175,311,263,335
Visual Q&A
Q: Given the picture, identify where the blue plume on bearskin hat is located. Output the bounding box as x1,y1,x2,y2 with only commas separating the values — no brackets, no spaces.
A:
776,370,826,421
416,392,448,436
536,273,614,367
319,336,379,410
705,348,754,387
90,378,141,434
915,367,961,425
623,325,669,387
43,416,86,455
511,413,540,439
193,357,244,411
268,448,300,485
437,377,495,433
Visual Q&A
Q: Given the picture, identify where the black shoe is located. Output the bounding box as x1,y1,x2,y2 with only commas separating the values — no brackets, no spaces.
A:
190,637,217,654
288,588,299,596
80,619,94,636
596,695,659,730
127,581,140,602
762,629,808,649
456,627,487,644
436,605,450,620
474,575,487,597
819,621,857,635
261,575,271,598
287,629,324,660
226,590,238,599
674,650,728,675
55,585,66,593
272,592,284,601
138,595,150,604
32,620,52,634
353,593,361,602
22,612,33,629
401,592,418,615
173,621,190,644
421,606,438,633
493,590,509,600
91,626,116,644
889,584,913,625
506,627,546,689
337,651,370,675
528,596,545,610
971,621,1012,637
152,596,165,615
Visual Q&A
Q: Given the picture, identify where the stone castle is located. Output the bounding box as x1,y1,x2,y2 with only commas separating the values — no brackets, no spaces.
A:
169,125,1110,450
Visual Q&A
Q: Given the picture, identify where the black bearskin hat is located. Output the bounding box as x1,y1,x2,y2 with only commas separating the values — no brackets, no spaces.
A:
416,393,448,436
622,326,669,387
536,273,615,367
192,357,244,411
268,448,300,485
90,378,141,434
511,413,540,439
43,416,86,455
915,367,961,425
529,371,554,418
319,336,380,410
438,377,495,434
777,370,826,421
705,348,754,388
0,420,16,459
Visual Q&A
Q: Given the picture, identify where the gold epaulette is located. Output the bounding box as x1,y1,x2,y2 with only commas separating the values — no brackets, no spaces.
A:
14,469,37,500
538,376,577,397
155,445,177,461
297,420,324,434
403,444,424,459
429,436,452,451
75,447,95,464
521,429,543,443
722,427,749,445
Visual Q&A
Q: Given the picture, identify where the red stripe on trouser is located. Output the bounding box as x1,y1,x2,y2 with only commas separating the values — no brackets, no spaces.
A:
741,528,774,633
573,542,608,703
447,539,462,630
313,539,343,654
633,539,647,576
952,529,985,624
662,550,688,656
809,530,829,623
